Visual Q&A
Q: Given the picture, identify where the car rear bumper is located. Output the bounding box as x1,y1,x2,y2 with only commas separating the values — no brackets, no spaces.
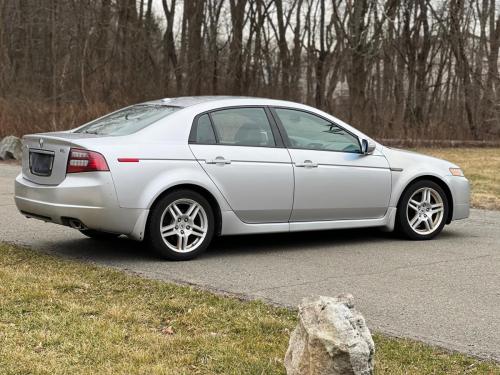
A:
14,173,146,238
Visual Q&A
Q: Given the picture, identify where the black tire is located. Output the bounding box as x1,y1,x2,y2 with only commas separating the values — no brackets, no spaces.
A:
146,189,215,261
79,229,120,240
396,180,449,240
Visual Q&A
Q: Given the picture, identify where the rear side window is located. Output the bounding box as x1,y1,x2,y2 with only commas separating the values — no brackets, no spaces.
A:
193,114,216,144
209,108,275,147
75,105,180,136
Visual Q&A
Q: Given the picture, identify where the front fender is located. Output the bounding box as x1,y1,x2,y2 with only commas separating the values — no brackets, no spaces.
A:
382,147,458,208
389,169,450,207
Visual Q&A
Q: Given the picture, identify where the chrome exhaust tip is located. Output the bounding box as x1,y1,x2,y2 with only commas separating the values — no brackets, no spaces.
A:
68,218,88,231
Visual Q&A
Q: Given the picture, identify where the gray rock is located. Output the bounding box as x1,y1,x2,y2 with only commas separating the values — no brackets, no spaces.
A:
285,295,374,375
0,136,22,160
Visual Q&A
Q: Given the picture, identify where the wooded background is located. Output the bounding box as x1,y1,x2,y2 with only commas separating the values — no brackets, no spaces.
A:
1,0,500,141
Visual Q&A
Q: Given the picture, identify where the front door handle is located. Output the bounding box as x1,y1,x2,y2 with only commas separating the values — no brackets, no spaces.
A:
295,160,318,168
206,156,231,165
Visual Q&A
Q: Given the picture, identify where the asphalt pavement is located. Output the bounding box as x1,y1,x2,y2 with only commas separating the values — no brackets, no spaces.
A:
1,163,499,361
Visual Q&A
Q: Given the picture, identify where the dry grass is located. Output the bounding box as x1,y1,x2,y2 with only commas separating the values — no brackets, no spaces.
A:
417,148,500,210
1,243,499,374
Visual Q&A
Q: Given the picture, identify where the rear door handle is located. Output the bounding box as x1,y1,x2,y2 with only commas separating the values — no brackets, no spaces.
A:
295,160,318,168
206,156,231,165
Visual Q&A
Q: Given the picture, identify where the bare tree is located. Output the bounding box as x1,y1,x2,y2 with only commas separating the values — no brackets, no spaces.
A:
1,0,500,141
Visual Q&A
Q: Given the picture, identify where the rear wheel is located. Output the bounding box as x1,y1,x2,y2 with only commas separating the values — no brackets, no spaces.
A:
79,229,119,240
396,180,449,240
146,189,214,260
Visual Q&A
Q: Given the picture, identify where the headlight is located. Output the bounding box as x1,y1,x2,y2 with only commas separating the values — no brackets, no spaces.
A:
449,167,464,177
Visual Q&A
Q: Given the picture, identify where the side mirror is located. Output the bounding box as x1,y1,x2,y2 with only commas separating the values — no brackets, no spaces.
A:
361,139,376,155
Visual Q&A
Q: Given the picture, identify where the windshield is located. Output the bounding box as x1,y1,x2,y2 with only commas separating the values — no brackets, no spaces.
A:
75,105,180,136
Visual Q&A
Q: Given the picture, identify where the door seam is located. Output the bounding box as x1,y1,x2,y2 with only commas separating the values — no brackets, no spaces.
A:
285,147,296,223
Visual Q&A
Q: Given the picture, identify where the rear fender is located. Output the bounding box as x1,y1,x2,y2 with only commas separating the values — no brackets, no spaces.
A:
111,159,231,212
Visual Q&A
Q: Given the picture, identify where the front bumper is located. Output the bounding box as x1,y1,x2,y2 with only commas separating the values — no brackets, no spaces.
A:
445,175,470,221
14,172,145,237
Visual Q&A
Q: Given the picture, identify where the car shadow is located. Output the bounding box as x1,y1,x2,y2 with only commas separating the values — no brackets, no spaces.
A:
204,227,396,258
36,235,157,262
40,225,465,263
40,227,388,261
206,226,470,259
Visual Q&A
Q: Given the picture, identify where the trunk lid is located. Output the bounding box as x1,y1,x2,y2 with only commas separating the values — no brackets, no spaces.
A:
21,132,101,185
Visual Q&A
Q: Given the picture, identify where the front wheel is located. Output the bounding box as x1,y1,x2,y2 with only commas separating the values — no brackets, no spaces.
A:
396,180,449,240
146,189,215,260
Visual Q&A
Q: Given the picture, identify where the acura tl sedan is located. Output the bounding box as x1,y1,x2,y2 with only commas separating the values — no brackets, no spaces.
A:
14,96,470,260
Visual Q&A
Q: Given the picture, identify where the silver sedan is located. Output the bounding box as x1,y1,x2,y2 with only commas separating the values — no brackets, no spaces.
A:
14,96,470,260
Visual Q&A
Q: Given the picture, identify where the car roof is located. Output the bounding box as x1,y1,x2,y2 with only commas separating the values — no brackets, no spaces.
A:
142,95,305,108
143,96,257,107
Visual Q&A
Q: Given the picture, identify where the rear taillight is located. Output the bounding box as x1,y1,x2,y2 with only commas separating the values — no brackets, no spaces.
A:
67,148,109,173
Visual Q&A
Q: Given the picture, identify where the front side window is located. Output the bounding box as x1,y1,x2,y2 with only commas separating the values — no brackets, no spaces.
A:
210,108,276,147
274,108,361,153
75,105,180,136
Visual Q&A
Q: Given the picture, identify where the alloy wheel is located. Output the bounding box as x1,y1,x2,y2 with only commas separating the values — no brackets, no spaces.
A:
159,198,208,253
406,187,445,235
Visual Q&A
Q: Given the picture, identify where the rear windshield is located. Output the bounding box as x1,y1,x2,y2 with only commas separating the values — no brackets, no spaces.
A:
74,105,180,136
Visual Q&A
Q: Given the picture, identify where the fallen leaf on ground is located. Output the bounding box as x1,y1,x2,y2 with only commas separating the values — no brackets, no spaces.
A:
161,326,174,335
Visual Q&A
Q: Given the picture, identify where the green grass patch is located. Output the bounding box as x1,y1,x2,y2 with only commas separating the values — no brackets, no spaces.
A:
0,243,498,374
